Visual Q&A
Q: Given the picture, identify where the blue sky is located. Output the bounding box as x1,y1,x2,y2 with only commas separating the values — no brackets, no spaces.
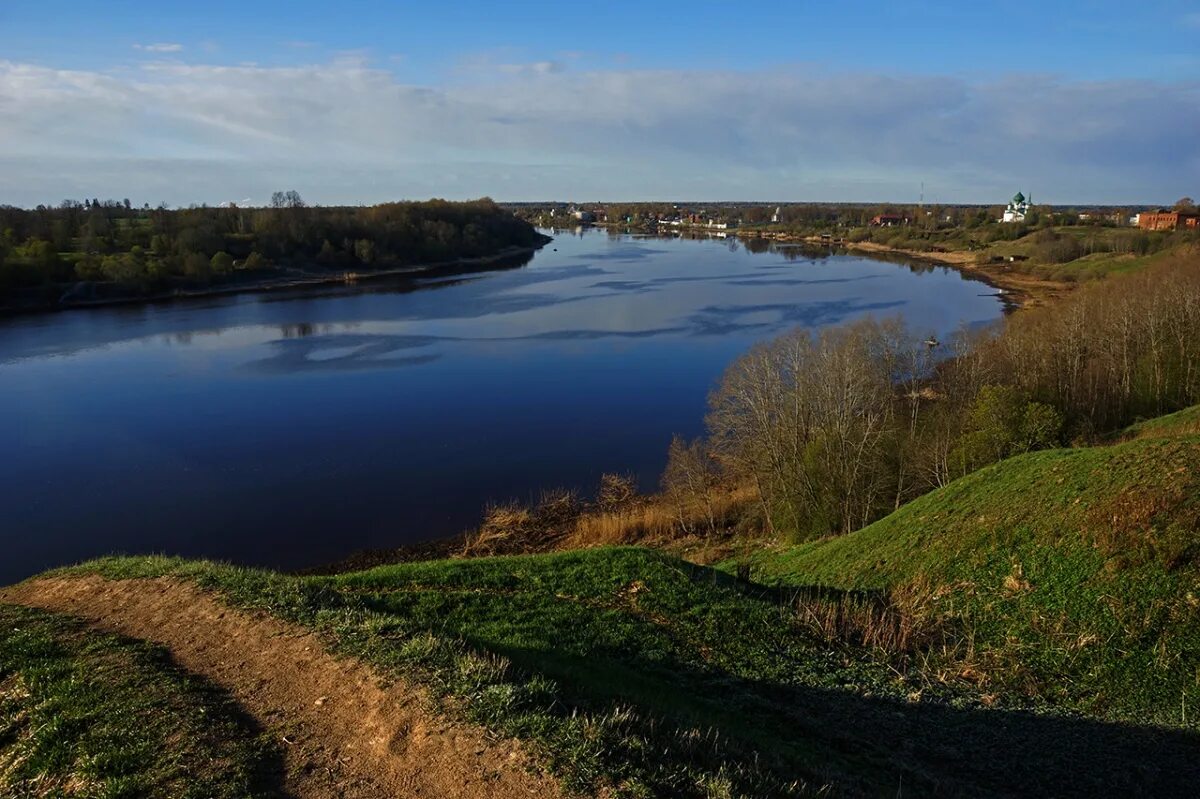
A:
1,1,1198,205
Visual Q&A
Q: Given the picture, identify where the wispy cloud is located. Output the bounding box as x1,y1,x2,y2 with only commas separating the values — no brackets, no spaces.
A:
495,60,565,76
133,43,184,53
0,58,1196,205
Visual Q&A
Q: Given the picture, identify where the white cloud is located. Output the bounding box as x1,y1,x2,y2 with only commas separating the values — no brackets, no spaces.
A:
133,43,184,53
0,58,1196,205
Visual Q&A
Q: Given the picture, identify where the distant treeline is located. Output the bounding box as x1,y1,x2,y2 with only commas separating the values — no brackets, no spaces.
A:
513,201,1151,230
0,195,545,302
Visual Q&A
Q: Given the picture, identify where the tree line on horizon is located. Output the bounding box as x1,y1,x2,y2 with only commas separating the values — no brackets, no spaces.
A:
0,195,543,300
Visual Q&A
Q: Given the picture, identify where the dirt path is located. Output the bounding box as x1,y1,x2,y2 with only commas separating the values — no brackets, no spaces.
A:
0,575,562,799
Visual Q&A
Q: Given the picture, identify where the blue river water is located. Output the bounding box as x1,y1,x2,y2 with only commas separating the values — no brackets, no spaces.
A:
0,229,1002,582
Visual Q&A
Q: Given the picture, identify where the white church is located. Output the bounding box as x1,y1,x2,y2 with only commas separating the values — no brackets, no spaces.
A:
1002,191,1031,223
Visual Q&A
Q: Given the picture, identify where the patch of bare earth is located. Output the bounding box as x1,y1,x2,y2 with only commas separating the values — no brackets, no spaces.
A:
0,575,561,799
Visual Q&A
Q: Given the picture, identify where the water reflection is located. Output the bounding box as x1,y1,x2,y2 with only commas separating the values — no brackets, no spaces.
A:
247,334,443,373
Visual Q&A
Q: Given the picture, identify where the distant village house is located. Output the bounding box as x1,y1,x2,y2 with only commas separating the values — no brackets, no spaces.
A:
1137,210,1200,232
869,214,907,227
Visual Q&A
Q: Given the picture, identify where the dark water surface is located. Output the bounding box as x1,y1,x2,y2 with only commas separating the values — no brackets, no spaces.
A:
0,230,1002,583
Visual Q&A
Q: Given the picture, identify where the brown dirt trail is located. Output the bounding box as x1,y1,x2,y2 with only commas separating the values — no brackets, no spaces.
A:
0,575,562,799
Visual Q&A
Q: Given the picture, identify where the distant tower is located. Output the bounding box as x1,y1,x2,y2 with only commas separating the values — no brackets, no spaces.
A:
1002,191,1030,223
919,181,924,209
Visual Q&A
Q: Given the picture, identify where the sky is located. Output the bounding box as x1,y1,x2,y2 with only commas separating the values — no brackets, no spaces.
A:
1,1,1198,206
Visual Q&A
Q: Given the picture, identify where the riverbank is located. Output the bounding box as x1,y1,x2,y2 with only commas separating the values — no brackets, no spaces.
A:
734,230,1068,310
833,239,1069,310
0,240,550,317
592,222,1070,310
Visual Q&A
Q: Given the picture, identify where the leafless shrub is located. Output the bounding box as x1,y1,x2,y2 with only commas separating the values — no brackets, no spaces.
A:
460,502,535,556
460,489,584,557
662,436,724,536
598,473,639,512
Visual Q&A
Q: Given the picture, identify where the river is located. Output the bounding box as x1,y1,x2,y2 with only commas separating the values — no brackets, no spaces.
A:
0,229,1003,583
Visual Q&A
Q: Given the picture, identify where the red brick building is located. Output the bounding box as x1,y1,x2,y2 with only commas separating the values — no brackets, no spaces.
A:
1138,210,1200,231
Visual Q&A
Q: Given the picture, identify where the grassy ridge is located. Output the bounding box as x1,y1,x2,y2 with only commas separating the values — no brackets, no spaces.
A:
738,432,1200,726
58,549,909,797
1123,405,1200,440
0,604,279,798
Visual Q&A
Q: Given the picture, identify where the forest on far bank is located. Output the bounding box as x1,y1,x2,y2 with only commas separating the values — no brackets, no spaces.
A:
0,195,545,305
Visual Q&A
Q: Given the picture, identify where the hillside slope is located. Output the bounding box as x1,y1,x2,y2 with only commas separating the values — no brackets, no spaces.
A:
3,543,1199,796
741,432,1200,726
1123,404,1200,440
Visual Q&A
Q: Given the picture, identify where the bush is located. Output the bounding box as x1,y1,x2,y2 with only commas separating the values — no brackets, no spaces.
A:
210,251,234,274
1033,233,1084,264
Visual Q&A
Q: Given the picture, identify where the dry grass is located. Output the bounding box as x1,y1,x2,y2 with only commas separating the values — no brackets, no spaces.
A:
788,576,970,673
456,474,758,559
1089,484,1200,571
460,489,583,557
565,487,757,549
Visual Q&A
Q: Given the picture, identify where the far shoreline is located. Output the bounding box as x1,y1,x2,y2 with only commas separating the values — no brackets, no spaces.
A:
803,237,1067,311
0,240,551,318
729,229,1069,311
586,222,1070,311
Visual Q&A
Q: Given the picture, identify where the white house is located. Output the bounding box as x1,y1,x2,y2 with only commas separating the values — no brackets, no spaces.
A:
1001,191,1031,223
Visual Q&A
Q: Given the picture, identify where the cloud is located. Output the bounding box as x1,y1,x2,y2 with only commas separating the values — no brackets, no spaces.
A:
495,60,565,76
0,58,1196,205
133,43,184,53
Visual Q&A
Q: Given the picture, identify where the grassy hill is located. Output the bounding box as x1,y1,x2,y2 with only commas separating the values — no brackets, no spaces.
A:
737,429,1200,728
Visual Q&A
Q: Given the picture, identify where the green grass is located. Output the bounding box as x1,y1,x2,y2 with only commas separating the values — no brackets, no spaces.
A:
737,432,1200,728
1123,404,1200,440
41,539,1200,797
0,604,280,798
54,549,908,797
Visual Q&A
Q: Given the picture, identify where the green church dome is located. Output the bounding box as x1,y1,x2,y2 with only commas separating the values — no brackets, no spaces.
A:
1012,191,1026,204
